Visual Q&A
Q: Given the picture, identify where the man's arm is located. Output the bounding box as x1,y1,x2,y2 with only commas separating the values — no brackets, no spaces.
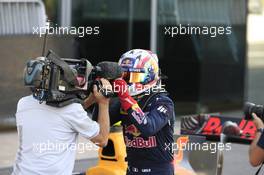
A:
91,98,123,126
83,93,96,109
249,113,264,166
90,79,111,147
125,98,174,137
113,78,174,137
90,102,110,147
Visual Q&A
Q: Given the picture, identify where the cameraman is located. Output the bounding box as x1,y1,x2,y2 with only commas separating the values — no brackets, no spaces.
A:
12,79,111,175
249,113,264,167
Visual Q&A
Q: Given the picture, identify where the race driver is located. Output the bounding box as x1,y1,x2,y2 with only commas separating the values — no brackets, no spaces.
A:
93,49,175,175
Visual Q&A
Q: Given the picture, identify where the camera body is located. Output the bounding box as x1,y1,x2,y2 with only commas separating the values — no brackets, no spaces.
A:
24,50,97,107
244,102,264,121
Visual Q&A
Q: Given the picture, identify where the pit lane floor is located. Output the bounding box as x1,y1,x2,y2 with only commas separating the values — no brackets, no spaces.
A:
0,118,260,175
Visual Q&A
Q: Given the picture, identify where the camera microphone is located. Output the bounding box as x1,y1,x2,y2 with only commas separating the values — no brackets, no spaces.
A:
96,61,123,80
90,61,123,98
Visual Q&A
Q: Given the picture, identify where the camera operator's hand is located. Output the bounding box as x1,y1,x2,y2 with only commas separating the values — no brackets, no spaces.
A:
90,78,111,147
253,113,264,129
93,78,112,104
113,78,137,111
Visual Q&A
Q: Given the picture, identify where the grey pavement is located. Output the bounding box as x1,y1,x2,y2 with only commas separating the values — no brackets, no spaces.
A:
0,133,98,168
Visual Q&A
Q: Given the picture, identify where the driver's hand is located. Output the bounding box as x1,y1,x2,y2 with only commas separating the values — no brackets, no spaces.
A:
112,78,129,98
93,78,112,104
252,113,264,129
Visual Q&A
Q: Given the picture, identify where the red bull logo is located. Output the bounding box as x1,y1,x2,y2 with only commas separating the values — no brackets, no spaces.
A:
121,58,134,67
125,124,141,137
125,136,157,148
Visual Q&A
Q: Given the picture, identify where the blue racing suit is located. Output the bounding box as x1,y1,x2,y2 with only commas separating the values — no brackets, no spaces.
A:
93,92,175,175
